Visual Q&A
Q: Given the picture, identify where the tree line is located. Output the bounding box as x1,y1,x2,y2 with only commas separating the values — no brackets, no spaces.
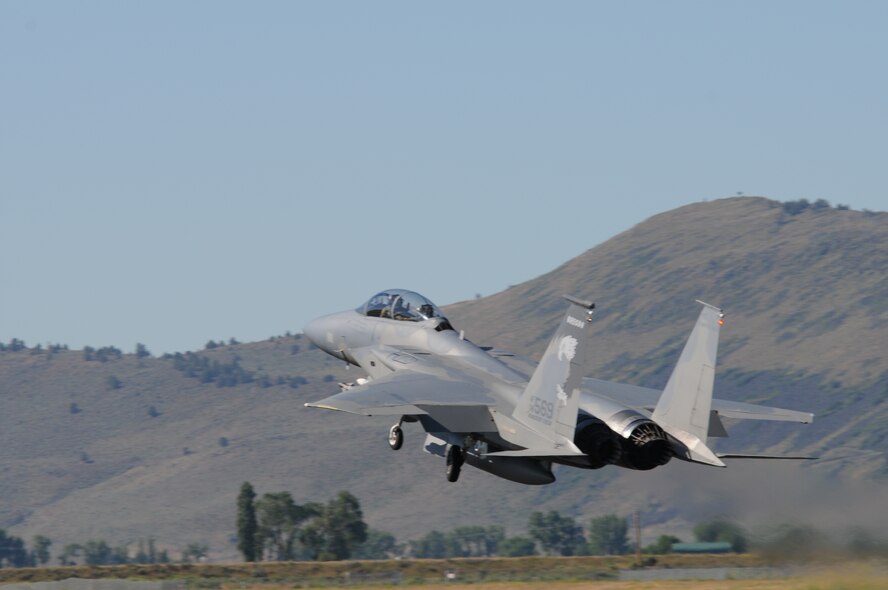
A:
234,485,754,562
0,339,148,358
1,338,314,390
0,339,70,354
164,351,310,389
0,532,211,567
237,483,371,561
7,506,888,568
410,511,629,558
0,531,50,567
781,198,849,216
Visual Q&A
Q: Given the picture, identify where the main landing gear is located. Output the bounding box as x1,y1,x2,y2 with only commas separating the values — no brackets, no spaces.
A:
387,416,417,451
388,424,403,450
446,445,464,482
385,418,465,483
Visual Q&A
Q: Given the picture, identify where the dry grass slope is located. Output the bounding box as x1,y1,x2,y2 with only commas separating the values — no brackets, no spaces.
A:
2,197,886,561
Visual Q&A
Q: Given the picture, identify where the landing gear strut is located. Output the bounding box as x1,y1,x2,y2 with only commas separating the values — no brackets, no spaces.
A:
388,424,403,450
446,445,464,482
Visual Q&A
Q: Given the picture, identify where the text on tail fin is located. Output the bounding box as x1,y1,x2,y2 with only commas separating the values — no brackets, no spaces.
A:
513,295,594,441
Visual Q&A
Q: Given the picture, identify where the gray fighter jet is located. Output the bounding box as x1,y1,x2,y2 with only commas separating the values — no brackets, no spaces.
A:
304,289,813,484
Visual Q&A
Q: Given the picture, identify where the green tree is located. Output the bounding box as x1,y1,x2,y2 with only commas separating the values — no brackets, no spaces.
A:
528,511,586,556
643,534,680,554
110,545,130,564
587,514,629,555
302,491,368,560
146,538,157,563
181,542,209,563
82,540,113,565
86,540,121,564
236,482,259,562
134,539,149,564
31,535,52,565
693,519,748,553
256,492,317,560
411,530,448,558
58,543,82,565
135,343,151,358
782,198,810,215
497,535,537,557
447,526,504,557
352,529,399,560
8,338,27,352
0,529,30,567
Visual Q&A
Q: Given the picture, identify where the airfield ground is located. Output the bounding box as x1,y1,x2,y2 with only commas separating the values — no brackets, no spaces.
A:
239,578,888,590
223,575,888,590
1,556,886,589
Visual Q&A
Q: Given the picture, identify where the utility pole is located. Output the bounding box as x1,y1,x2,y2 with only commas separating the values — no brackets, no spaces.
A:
634,510,641,566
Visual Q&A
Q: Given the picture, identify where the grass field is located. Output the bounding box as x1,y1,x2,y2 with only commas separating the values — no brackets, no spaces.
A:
0,555,763,584
217,569,888,590
2,556,887,589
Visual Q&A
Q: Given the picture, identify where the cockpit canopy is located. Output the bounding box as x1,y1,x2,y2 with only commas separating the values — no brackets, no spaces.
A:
359,289,447,322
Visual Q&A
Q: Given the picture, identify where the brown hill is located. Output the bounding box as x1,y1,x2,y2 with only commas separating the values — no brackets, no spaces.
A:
2,197,886,562
446,197,888,464
448,197,887,386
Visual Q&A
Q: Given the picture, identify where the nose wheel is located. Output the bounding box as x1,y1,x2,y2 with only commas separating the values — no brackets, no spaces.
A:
446,445,464,482
388,424,403,450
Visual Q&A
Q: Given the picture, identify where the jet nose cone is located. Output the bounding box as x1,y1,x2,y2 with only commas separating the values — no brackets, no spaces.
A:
303,317,326,349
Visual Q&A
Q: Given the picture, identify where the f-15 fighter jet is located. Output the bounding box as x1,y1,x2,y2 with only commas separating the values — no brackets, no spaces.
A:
304,289,813,484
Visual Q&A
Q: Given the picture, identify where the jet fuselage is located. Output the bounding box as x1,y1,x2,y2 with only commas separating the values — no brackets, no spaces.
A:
303,289,815,484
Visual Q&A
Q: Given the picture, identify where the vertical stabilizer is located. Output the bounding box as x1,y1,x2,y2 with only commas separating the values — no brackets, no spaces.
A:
513,295,594,441
652,302,723,463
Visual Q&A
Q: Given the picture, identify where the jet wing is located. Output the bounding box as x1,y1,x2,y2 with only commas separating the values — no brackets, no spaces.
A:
306,347,500,427
582,377,814,423
479,349,536,379
305,370,495,416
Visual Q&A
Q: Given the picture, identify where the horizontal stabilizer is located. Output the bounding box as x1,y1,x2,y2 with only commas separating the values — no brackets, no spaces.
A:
713,400,814,423
582,378,816,425
718,453,819,460
676,434,726,467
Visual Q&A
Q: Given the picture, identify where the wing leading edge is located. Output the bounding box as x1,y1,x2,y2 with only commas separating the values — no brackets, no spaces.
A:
304,370,495,417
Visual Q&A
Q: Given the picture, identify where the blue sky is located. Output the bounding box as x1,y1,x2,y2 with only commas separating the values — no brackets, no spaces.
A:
2,1,886,354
